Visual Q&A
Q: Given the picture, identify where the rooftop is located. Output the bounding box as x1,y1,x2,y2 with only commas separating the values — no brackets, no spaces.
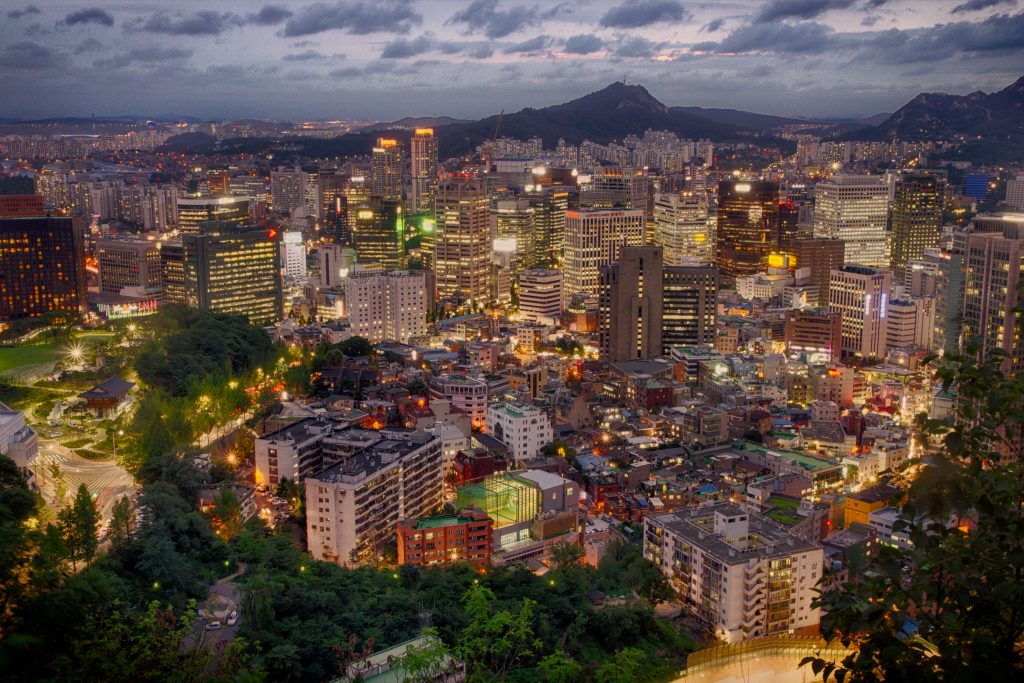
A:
310,430,437,484
730,440,840,473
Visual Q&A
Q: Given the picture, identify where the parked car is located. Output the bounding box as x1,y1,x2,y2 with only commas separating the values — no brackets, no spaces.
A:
205,621,221,631
227,610,239,626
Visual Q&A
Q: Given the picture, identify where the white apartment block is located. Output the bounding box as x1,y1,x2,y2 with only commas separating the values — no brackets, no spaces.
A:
0,403,38,491
829,265,892,359
645,504,823,643
886,297,935,351
1006,176,1024,211
305,429,443,566
345,270,428,343
564,209,644,305
429,375,489,430
254,417,334,487
280,231,307,281
485,401,554,465
813,175,891,268
518,269,562,323
653,192,712,265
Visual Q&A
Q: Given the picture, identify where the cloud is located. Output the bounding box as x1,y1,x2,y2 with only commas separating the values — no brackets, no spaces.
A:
755,0,857,23
282,1,422,37
65,7,115,27
137,11,238,36
694,21,835,54
703,18,726,32
7,5,40,20
860,11,1024,62
599,1,688,28
951,0,1016,13
94,46,193,69
448,0,538,39
283,49,328,61
74,38,107,55
381,35,433,59
862,14,882,26
248,5,293,25
613,35,663,58
503,35,553,54
0,41,65,69
564,34,603,55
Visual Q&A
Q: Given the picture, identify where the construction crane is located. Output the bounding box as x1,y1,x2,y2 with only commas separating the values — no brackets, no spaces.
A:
492,109,504,142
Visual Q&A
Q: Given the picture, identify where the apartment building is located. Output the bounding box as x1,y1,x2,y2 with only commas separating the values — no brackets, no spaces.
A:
644,503,823,643
485,401,554,465
429,375,489,430
397,508,494,567
254,417,336,487
306,429,443,566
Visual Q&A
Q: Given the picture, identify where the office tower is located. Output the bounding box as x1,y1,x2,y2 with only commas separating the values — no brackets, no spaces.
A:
0,214,87,322
345,269,427,343
486,401,554,464
662,265,718,351
785,238,845,307
715,180,781,279
409,128,439,214
207,171,230,195
886,297,935,351
303,169,321,218
434,177,491,303
371,138,402,202
279,231,306,281
524,186,569,266
934,228,971,355
317,244,356,290
35,165,69,211
318,172,348,243
905,248,942,298
182,222,282,323
270,166,306,214
230,174,269,205
518,269,562,323
890,173,945,280
492,198,536,277
306,429,443,566
581,166,648,212
778,198,800,245
961,215,1024,373
147,184,180,232
829,265,892,359
96,237,162,296
352,197,404,270
653,191,712,265
564,208,645,304
176,196,250,234
1007,175,1024,211
645,504,823,643
784,310,843,358
158,240,185,304
599,246,664,362
813,175,890,268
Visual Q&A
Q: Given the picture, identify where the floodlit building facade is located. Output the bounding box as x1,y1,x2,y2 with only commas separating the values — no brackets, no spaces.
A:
813,175,890,268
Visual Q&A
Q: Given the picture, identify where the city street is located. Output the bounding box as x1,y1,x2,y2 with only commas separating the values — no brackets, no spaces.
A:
34,442,135,525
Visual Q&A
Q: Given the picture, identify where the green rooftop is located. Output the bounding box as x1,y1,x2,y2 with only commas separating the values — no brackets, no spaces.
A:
733,440,839,473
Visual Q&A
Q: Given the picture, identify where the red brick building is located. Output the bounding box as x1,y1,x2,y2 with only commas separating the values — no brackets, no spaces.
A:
0,195,45,217
397,508,493,567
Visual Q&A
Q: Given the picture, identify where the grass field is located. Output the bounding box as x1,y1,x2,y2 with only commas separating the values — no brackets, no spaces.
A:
0,345,59,373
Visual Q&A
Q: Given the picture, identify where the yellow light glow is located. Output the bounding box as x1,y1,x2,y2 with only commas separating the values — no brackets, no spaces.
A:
357,210,374,219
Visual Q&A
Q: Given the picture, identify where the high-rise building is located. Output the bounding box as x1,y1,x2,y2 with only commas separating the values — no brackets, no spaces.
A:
0,214,87,323
564,208,644,305
492,198,536,277
352,197,404,270
653,191,712,265
829,264,892,359
580,166,648,212
715,180,781,279
890,173,945,280
645,504,823,643
518,269,562,323
182,222,282,323
96,237,162,296
34,165,69,211
785,238,845,307
317,244,356,290
524,187,569,267
434,177,491,303
784,310,842,358
486,401,554,464
662,265,718,351
0,195,45,217
306,429,443,566
345,269,428,343
279,231,306,281
409,128,439,214
813,175,890,268
961,215,1024,373
1006,175,1024,211
176,196,250,234
934,227,972,355
270,166,307,215
371,138,402,202
318,172,349,244
599,246,664,362
158,240,185,304
886,297,935,351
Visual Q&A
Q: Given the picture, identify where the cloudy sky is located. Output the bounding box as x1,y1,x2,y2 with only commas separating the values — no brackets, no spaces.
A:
1,0,1021,121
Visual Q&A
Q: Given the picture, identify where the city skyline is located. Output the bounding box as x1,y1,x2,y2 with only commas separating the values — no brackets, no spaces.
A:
1,0,1022,120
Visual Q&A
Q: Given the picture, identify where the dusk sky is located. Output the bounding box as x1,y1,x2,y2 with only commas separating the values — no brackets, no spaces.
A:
1,0,1022,121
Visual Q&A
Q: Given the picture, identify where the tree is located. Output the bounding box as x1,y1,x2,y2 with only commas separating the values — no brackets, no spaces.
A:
805,348,1024,682
458,584,542,679
208,483,242,540
108,496,134,550
338,336,374,358
57,484,98,569
392,627,455,683
594,648,648,683
537,651,583,683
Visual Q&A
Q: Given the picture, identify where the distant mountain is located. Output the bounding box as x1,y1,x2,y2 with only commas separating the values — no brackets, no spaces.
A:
360,116,468,132
849,75,1024,162
672,106,806,130
158,132,217,153
856,112,892,127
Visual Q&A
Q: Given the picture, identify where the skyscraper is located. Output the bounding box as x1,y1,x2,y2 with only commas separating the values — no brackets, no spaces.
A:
524,186,569,267
653,191,712,265
715,180,780,280
564,208,645,305
0,213,87,322
786,238,846,307
158,240,185,304
352,197,404,271
318,171,348,244
828,265,892,359
813,175,890,268
518,269,562,323
599,246,664,362
279,231,307,281
434,177,491,303
345,269,428,343
270,166,307,214
662,264,718,351
371,138,402,202
581,166,648,212
492,198,536,277
409,128,439,215
176,196,250,234
890,173,945,280
182,222,282,323
96,237,162,296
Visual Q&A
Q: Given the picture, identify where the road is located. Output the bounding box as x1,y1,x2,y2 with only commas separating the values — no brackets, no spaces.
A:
195,563,247,651
34,443,135,525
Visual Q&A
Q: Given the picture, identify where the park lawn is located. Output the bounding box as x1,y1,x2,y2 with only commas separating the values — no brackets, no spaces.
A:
0,344,59,373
